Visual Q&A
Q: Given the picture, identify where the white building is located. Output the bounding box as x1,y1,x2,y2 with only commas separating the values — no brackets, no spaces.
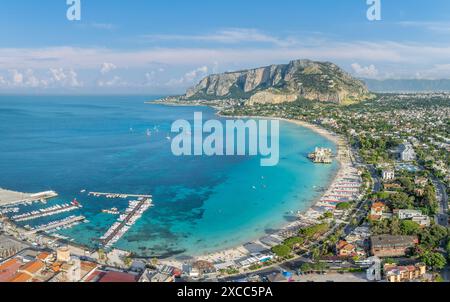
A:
397,209,431,227
412,216,431,227
382,170,395,181
399,143,416,162
397,209,422,220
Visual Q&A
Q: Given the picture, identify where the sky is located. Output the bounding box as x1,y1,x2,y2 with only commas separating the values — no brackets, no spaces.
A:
0,0,450,94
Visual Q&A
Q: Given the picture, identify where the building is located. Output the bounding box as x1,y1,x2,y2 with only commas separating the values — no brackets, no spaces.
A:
85,269,139,282
382,170,395,181
7,260,46,282
397,209,422,220
370,235,418,257
0,258,22,282
308,147,333,164
60,257,81,282
336,240,356,257
396,209,431,227
56,246,71,263
369,202,386,221
399,143,416,162
414,177,428,187
384,263,426,282
412,216,431,227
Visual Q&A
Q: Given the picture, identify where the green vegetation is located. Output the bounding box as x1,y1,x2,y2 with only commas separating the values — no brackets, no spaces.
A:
300,262,328,273
271,244,292,258
421,251,447,270
283,237,304,249
299,223,329,239
336,202,352,210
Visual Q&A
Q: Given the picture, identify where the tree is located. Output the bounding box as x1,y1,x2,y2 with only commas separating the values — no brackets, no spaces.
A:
400,220,421,236
390,217,402,235
284,237,304,249
421,252,447,270
272,244,291,258
124,256,132,267
389,192,414,209
300,263,312,273
336,202,352,210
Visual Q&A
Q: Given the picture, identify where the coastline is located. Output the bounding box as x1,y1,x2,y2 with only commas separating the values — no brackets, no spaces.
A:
159,111,353,268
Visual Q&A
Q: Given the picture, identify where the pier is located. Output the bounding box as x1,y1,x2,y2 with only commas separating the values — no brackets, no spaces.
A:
12,203,81,222
88,192,152,199
100,198,152,247
26,215,86,234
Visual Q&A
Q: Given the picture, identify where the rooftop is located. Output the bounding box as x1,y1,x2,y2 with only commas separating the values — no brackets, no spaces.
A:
371,235,418,248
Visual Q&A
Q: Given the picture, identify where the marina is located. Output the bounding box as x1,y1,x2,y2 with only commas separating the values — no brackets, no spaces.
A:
100,198,153,248
11,201,82,222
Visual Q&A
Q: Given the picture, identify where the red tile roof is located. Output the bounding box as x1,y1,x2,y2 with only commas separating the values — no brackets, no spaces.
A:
20,260,45,275
0,259,23,282
86,270,138,283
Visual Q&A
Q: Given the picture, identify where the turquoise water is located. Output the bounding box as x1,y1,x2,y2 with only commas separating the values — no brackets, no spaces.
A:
0,96,337,258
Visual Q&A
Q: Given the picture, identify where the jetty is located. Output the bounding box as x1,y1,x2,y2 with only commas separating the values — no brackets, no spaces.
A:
88,192,152,199
26,215,86,234
11,203,81,222
100,198,153,247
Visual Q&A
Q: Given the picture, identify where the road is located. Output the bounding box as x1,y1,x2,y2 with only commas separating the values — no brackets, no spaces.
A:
432,178,449,227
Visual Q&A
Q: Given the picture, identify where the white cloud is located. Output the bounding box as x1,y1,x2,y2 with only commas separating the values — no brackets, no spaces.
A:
100,62,117,74
10,69,24,85
351,63,379,78
184,66,208,82
166,66,209,87
98,76,123,87
49,68,82,87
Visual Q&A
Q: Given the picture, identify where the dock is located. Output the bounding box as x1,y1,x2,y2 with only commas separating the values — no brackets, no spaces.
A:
88,192,152,199
12,203,81,222
100,198,152,247
26,215,86,235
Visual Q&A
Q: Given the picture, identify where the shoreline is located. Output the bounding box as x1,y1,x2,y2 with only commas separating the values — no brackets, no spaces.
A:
159,111,353,268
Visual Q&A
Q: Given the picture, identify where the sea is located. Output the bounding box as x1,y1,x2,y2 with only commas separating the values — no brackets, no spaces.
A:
0,95,338,258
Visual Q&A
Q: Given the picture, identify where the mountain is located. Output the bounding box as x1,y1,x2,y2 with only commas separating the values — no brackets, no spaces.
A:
173,59,370,105
363,79,450,92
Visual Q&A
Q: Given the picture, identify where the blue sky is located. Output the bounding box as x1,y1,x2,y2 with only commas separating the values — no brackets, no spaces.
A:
1,0,450,93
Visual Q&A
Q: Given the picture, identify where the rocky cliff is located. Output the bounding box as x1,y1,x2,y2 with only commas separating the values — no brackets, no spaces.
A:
183,59,370,105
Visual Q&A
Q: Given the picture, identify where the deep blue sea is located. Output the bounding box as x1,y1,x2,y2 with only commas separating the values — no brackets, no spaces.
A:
0,95,337,258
